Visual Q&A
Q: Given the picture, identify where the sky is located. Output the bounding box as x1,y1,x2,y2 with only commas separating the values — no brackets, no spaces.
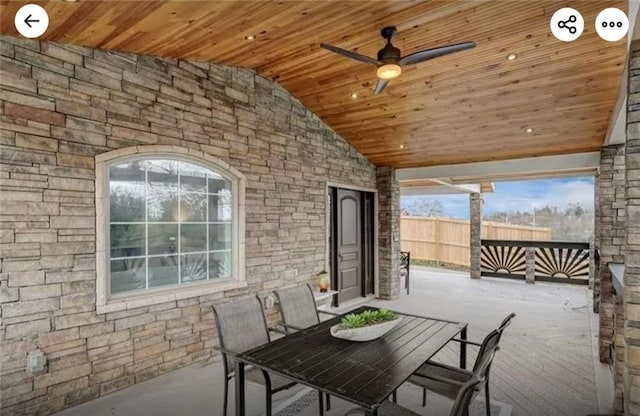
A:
401,177,595,219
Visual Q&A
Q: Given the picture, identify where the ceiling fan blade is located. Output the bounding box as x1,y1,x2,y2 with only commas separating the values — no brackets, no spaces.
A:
374,78,389,95
399,41,476,66
320,43,380,66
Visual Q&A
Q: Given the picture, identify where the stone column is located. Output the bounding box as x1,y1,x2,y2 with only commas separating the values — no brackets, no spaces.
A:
624,39,640,416
598,145,626,366
525,247,535,284
377,167,401,300
469,192,482,279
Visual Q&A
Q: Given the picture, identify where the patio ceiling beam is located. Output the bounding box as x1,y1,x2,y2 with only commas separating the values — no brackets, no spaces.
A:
429,178,481,194
396,152,600,183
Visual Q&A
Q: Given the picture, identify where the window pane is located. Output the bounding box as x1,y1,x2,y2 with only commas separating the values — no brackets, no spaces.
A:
110,161,145,222
148,160,179,222
110,224,145,258
208,195,232,222
181,224,206,253
209,224,231,251
111,258,145,294
209,251,231,279
181,253,207,282
208,174,231,194
148,256,178,288
180,162,206,193
180,193,206,222
148,224,178,255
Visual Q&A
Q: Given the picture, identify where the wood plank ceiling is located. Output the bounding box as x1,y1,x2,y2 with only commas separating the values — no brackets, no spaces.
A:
0,0,627,168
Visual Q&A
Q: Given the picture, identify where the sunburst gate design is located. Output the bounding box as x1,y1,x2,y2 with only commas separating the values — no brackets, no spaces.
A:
481,245,526,278
535,247,589,280
481,240,590,284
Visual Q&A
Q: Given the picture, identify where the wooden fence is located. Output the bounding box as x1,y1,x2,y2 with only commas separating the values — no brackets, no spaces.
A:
400,216,553,267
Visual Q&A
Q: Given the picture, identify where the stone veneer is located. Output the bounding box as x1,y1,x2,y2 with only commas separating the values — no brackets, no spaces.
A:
623,39,640,416
0,36,384,415
597,145,626,379
469,193,482,279
376,167,401,300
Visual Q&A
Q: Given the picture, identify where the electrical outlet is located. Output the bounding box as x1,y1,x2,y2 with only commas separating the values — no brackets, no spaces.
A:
27,349,46,373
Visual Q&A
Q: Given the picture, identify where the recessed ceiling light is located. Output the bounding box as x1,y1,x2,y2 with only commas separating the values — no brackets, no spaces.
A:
244,35,256,41
525,127,534,133
399,144,405,149
351,92,358,99
506,53,518,61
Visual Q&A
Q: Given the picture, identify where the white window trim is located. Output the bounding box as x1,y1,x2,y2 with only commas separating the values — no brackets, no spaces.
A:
95,146,246,314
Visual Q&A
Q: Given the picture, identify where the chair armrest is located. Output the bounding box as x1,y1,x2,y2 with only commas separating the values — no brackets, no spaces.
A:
450,338,483,347
276,322,306,333
213,345,238,357
268,326,289,335
318,310,340,317
412,372,465,387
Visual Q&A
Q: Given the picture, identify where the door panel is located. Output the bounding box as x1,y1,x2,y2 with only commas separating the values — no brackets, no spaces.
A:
337,189,362,303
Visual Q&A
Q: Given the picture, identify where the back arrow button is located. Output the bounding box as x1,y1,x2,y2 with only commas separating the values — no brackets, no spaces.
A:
24,14,40,28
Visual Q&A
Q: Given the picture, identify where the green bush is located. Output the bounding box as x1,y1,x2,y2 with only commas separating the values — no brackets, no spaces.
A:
338,309,397,330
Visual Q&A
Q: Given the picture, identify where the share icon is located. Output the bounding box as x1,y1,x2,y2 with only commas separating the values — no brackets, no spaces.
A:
558,15,577,34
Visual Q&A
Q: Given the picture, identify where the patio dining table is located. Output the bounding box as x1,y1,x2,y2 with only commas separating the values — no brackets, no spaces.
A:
233,306,468,416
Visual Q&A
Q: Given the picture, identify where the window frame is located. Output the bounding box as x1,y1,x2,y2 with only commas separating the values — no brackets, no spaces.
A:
95,146,246,314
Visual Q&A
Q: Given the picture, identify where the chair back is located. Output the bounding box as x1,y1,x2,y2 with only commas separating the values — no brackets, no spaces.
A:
274,283,319,331
450,347,498,416
449,375,484,416
498,313,516,333
210,296,270,376
472,329,501,372
400,251,410,269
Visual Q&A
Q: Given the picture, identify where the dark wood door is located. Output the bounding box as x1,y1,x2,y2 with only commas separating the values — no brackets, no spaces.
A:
336,188,362,303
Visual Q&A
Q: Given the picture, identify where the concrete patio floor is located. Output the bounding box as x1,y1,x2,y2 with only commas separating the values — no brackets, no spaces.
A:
53,266,611,416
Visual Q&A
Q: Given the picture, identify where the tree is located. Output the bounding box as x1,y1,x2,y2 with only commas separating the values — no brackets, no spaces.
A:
402,198,444,217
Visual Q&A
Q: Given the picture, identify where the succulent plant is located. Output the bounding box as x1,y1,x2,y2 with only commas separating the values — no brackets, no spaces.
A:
338,309,397,330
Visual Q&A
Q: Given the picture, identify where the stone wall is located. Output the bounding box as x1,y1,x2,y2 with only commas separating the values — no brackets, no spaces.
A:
623,39,640,416
596,144,627,413
0,36,379,415
376,167,400,300
597,145,626,363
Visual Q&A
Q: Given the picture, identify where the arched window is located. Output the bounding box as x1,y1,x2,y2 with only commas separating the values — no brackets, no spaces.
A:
96,147,245,311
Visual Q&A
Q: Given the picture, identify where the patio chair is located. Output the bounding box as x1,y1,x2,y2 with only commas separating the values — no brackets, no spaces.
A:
273,283,340,411
411,313,516,416
400,251,411,295
344,347,499,416
274,283,339,333
210,296,298,416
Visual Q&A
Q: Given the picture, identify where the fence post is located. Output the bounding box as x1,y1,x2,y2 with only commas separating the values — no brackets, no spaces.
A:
525,246,535,284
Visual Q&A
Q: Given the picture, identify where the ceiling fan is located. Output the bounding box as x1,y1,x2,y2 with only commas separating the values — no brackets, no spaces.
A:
321,26,475,95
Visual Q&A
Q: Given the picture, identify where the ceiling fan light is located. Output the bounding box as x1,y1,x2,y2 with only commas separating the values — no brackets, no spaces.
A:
377,63,402,80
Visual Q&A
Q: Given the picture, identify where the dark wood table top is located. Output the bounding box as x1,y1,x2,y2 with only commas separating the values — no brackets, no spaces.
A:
237,306,467,411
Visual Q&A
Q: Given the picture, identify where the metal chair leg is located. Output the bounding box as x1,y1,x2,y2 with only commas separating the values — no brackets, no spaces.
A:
318,391,324,416
406,274,410,295
422,388,426,407
223,377,229,416
485,383,491,416
326,394,331,411
262,371,273,416
392,391,397,403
